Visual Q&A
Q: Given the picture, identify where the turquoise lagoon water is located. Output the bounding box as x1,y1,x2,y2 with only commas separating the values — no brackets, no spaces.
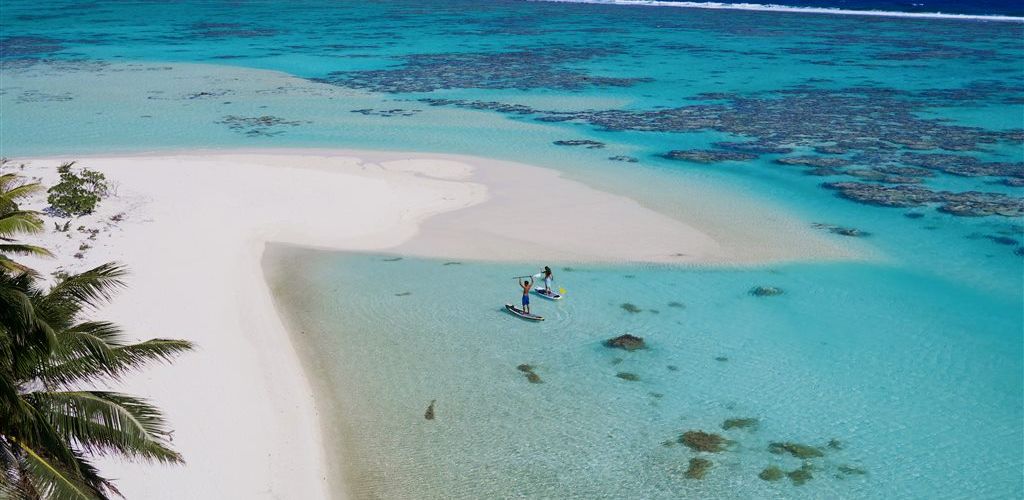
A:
2,1,1022,498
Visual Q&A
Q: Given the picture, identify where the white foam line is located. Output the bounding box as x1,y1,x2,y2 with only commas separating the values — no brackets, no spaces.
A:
531,0,1024,22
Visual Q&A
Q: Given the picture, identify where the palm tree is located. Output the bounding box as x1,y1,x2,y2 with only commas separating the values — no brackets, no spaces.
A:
0,170,53,273
0,263,193,499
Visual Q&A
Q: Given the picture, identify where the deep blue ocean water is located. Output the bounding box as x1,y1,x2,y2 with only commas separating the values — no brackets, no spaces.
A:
1,0,1022,498
567,0,1024,17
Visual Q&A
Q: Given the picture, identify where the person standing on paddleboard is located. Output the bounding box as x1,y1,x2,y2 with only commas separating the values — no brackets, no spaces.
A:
519,277,534,314
541,266,554,295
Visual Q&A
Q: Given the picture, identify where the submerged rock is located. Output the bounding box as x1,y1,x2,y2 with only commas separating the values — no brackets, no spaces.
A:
775,156,851,168
322,47,650,93
900,152,1024,178
722,418,759,430
986,235,1019,246
685,458,712,479
616,372,640,382
517,364,543,383
713,141,793,154
769,442,824,459
812,222,870,237
824,181,1024,217
424,400,436,420
350,108,421,117
215,114,307,137
804,166,844,176
750,286,784,297
417,86,1023,219
838,464,867,476
620,303,643,313
608,155,639,163
814,144,849,155
788,464,814,486
845,168,923,184
605,334,645,350
661,149,757,164
680,430,728,453
554,139,606,149
827,438,844,450
759,465,785,481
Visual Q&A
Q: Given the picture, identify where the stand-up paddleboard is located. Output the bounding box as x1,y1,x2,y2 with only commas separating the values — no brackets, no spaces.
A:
505,304,544,321
534,287,563,300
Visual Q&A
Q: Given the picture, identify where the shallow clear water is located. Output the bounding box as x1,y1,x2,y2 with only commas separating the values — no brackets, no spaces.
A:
268,248,1021,498
2,0,1023,497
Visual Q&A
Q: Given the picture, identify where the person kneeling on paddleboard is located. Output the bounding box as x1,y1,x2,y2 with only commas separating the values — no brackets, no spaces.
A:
520,277,534,314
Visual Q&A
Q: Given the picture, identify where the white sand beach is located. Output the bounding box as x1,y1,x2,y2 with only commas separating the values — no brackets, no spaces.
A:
10,149,861,498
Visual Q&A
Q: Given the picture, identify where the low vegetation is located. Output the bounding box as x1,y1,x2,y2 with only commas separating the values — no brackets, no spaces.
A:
46,162,109,217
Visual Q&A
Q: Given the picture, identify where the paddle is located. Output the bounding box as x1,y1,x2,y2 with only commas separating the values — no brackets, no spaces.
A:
512,276,566,295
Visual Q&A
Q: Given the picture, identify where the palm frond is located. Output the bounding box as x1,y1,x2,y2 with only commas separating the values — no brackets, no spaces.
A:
0,256,38,276
43,338,194,387
49,321,122,368
0,212,45,239
28,391,183,464
68,450,121,499
0,182,45,203
0,280,56,357
0,244,53,258
14,440,99,500
37,264,128,322
0,437,28,499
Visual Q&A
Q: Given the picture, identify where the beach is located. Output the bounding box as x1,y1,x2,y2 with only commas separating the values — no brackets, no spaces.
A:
1,0,1021,497
11,149,850,498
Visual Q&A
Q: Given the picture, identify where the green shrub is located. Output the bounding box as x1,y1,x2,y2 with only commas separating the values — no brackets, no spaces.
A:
47,162,108,216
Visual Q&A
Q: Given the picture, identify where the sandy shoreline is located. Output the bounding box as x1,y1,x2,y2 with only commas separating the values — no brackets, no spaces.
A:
10,149,863,498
